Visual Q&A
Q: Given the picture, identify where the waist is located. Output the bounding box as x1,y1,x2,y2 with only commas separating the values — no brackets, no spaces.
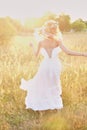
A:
44,57,58,60
43,57,61,63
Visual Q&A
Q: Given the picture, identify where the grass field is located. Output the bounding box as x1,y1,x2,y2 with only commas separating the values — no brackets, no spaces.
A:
0,32,87,130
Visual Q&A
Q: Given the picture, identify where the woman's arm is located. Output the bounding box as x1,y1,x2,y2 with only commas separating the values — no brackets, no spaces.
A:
29,42,42,57
59,40,87,57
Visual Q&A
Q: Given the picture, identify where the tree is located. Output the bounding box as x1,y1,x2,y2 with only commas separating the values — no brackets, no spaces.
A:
57,14,71,32
71,19,87,31
0,17,17,45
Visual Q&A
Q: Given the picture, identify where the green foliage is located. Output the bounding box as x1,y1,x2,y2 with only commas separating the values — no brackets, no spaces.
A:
71,19,87,32
42,114,71,130
0,17,17,45
84,21,87,28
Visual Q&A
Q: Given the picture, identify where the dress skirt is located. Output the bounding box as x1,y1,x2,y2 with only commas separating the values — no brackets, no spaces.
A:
20,57,63,111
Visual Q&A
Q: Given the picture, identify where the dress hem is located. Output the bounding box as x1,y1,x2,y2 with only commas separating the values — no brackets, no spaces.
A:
25,106,63,111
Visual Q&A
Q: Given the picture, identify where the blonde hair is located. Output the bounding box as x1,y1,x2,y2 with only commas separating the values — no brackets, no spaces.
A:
34,20,63,42
43,20,59,34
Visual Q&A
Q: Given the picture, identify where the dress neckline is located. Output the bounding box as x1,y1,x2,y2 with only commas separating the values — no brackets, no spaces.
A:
41,46,59,58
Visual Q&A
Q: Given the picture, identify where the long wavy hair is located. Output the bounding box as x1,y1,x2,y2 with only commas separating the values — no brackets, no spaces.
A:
34,20,63,42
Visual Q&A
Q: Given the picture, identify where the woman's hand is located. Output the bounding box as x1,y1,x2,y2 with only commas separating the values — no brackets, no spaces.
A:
82,53,87,57
29,42,34,48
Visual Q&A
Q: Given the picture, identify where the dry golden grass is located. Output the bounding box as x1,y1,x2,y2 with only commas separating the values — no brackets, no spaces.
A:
0,32,87,130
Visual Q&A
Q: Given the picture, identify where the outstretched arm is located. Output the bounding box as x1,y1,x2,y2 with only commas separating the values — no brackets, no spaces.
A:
29,42,42,57
59,40,87,57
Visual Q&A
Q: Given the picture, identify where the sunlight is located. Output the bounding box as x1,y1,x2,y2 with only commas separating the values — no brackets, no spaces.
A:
0,0,87,23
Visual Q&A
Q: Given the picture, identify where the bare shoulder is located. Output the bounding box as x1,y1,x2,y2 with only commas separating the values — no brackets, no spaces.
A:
38,39,47,47
55,39,60,46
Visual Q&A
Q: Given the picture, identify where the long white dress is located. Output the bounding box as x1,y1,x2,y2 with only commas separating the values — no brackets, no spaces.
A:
20,47,63,111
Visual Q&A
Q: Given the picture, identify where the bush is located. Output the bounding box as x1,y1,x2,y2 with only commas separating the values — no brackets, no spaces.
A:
0,18,16,45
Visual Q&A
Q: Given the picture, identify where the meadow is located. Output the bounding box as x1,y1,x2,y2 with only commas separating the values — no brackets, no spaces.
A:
0,32,87,130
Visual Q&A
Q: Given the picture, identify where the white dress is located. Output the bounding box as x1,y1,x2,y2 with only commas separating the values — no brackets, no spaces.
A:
20,47,63,111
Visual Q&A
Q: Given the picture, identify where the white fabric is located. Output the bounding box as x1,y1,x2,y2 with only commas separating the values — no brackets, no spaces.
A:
20,46,63,111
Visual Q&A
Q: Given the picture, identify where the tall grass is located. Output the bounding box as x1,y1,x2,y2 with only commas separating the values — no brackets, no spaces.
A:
0,32,87,130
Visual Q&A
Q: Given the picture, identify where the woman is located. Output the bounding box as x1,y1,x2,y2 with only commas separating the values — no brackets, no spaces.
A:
20,20,87,112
